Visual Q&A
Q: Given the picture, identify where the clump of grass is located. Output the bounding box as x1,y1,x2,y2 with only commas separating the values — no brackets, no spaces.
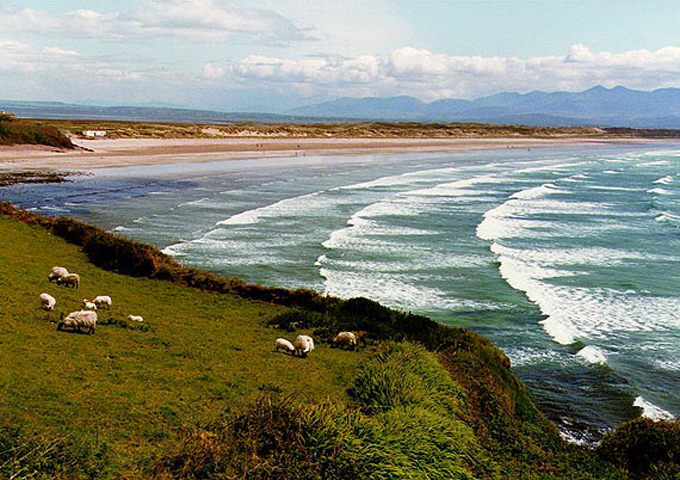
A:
350,342,466,414
98,316,153,332
0,426,110,479
267,308,328,332
160,343,492,479
597,418,680,479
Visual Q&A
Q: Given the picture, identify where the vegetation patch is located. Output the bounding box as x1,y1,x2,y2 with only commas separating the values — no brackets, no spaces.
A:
0,114,74,148
38,118,610,140
159,343,490,479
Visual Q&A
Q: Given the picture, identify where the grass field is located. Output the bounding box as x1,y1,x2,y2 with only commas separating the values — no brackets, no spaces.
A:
0,215,369,475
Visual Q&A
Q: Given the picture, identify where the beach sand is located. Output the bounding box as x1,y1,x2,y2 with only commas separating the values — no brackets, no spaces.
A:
0,136,663,171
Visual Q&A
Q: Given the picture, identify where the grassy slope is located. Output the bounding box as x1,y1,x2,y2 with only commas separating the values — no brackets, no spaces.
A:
0,115,74,148
0,216,368,474
1,211,677,479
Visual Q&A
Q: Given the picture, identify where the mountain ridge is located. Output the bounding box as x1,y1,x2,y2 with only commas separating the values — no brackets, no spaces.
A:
288,86,680,127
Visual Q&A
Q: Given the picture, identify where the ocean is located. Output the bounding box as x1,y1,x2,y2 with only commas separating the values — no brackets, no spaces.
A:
4,144,679,444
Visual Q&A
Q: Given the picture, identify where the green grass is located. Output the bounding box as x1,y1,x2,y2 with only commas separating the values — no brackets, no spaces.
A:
0,216,369,476
1,210,678,479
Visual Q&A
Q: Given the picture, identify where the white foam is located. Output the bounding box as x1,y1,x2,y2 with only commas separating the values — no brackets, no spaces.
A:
485,242,680,345
560,430,591,447
505,347,564,367
633,396,675,421
654,175,674,185
406,175,505,197
320,265,498,312
648,187,671,195
490,243,655,267
586,185,640,192
576,345,607,365
509,183,560,200
654,358,680,372
476,194,618,242
656,212,680,222
217,191,323,226
639,160,670,167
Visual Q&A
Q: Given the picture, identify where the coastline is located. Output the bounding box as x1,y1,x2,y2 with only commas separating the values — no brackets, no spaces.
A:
0,136,667,170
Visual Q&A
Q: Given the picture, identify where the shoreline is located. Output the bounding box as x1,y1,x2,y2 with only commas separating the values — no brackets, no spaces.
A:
0,136,670,171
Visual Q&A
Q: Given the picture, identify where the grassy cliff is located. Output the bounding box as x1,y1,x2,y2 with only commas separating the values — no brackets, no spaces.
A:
0,205,677,479
0,114,74,148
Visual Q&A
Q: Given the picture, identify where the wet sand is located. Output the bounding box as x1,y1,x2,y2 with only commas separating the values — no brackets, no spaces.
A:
0,136,664,171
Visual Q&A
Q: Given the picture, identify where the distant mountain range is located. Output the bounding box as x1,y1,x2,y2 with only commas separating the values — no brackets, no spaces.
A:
288,86,680,128
0,100,321,124
5,86,680,128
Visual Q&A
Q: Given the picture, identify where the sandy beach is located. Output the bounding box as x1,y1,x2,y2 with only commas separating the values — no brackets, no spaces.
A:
0,136,662,171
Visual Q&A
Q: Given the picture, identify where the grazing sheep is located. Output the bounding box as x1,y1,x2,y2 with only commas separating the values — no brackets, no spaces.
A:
127,315,144,322
58,310,97,334
56,273,80,289
48,266,68,282
274,338,295,354
294,335,315,358
92,295,112,309
332,331,357,349
82,299,97,310
39,293,56,311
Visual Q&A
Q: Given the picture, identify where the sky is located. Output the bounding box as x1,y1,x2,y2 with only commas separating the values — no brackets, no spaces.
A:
2,0,680,112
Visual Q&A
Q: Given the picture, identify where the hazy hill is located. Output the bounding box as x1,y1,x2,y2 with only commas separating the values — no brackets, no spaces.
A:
289,86,680,127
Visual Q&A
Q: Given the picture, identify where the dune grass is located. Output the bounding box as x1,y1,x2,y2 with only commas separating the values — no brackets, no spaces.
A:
0,215,369,476
40,118,604,140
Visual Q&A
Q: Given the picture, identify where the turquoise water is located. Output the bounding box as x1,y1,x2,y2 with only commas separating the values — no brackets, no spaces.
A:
4,144,679,443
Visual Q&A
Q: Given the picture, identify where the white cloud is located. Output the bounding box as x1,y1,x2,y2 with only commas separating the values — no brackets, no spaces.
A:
0,1,311,43
0,38,147,101
220,45,680,101
201,62,225,80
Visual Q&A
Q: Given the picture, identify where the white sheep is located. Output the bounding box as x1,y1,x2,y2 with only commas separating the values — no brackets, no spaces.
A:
58,310,97,334
56,273,80,289
332,331,357,349
127,315,144,322
39,293,56,311
273,338,295,354
82,299,97,310
294,335,315,357
48,266,68,282
92,295,112,309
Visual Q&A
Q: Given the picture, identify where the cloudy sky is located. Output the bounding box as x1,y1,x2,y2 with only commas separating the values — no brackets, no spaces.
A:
2,0,680,112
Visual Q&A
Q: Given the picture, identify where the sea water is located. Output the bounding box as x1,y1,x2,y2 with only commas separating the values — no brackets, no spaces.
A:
4,144,679,443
